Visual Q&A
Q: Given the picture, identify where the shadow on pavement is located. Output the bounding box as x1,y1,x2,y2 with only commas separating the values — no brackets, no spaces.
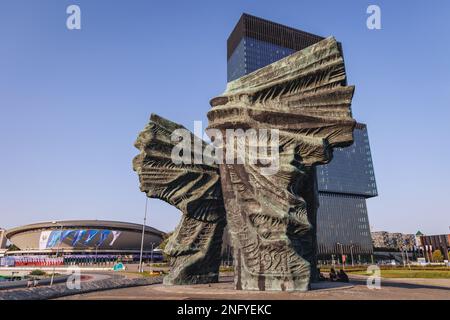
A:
350,277,450,291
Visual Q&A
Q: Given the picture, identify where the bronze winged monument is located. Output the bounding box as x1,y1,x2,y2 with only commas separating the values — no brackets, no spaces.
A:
133,37,356,291
133,114,226,284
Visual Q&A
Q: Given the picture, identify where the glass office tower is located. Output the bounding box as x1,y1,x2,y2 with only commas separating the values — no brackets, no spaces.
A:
227,14,377,260
316,123,377,258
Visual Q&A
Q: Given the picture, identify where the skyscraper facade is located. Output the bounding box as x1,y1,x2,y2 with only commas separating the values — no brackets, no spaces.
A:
227,14,377,261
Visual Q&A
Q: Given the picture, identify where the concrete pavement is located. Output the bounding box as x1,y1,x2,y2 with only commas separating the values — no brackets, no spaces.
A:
58,275,450,300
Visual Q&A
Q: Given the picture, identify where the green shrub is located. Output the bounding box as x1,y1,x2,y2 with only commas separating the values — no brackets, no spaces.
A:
158,232,173,262
29,269,46,276
432,250,444,262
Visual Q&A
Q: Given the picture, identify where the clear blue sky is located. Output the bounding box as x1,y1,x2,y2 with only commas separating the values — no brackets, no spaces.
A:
1,0,449,234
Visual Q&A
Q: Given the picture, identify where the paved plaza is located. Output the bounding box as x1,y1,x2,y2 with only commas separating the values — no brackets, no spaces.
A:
59,275,450,300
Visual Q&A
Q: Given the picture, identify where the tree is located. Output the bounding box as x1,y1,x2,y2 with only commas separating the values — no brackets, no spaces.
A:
7,244,19,252
158,231,173,250
432,249,444,262
158,231,173,262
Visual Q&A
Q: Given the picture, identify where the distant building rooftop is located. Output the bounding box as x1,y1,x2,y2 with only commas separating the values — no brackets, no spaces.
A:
227,13,324,60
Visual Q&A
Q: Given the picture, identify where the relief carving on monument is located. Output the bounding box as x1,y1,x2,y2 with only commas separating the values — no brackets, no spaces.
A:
133,114,226,284
133,37,356,291
207,37,356,291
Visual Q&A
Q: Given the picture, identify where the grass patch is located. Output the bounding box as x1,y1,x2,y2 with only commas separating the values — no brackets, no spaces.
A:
141,271,165,277
349,269,450,279
147,263,168,268
319,266,367,273
220,266,234,272
123,271,166,278
318,265,450,279
29,269,46,276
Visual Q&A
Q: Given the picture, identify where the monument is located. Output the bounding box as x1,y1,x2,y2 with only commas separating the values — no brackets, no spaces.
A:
133,114,226,284
133,37,356,291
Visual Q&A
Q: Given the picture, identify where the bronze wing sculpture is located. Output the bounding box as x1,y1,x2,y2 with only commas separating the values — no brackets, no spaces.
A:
207,37,356,291
133,36,355,291
133,114,226,284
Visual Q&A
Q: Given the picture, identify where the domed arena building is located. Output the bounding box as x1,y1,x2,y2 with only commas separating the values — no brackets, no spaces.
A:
1,220,165,267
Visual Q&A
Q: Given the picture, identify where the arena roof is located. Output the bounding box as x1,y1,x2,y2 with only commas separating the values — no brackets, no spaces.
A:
6,220,165,238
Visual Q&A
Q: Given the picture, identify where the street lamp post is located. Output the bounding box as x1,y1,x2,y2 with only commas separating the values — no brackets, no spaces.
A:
337,242,345,270
138,197,148,273
401,248,406,267
95,244,99,265
149,242,155,273
350,244,355,267
50,221,64,286
150,242,154,264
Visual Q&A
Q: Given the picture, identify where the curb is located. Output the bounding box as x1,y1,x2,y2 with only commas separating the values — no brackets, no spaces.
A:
0,275,163,300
